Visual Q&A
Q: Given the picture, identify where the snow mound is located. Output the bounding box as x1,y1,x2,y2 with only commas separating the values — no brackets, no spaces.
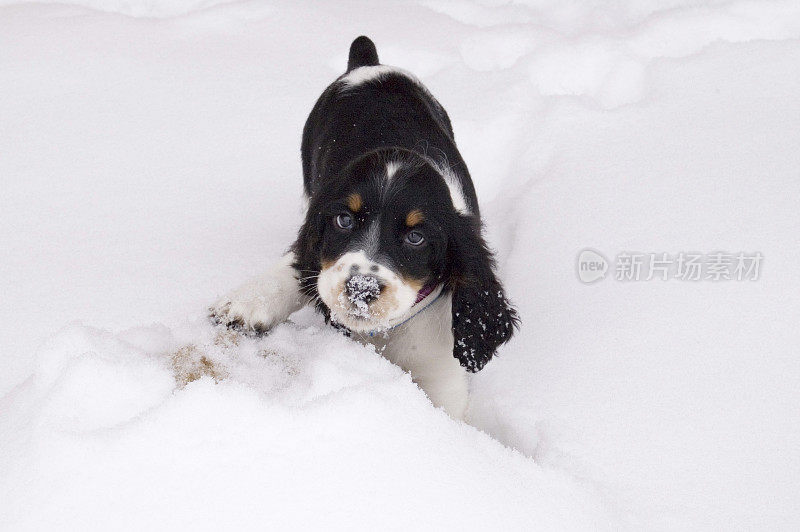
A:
2,0,800,528
0,317,615,529
434,0,800,107
0,0,237,17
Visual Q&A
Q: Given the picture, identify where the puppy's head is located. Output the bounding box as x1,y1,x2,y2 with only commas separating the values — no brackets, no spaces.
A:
295,150,447,331
293,148,517,370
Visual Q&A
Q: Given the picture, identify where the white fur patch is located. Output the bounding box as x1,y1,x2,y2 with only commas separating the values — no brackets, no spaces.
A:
317,250,417,332
358,220,381,256
339,65,418,88
386,161,401,180
211,253,306,331
423,156,470,214
443,173,469,214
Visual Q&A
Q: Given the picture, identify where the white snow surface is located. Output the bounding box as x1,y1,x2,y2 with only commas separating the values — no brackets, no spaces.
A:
2,0,800,529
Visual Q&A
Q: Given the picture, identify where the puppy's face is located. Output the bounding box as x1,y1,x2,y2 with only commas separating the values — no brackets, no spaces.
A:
304,152,455,332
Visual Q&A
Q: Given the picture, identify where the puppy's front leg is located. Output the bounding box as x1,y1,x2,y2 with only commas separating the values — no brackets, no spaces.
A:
210,252,307,334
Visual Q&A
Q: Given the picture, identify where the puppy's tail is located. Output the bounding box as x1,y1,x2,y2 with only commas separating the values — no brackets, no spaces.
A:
347,36,379,72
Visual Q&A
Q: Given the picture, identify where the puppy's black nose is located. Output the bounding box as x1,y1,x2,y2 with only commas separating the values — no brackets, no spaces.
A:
345,274,382,305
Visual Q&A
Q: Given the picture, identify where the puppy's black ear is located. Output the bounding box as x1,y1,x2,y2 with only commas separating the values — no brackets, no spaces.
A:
448,217,519,372
290,198,327,310
291,202,324,268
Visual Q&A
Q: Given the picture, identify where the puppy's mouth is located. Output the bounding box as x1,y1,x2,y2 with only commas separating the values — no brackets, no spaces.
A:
341,275,437,321
413,283,437,304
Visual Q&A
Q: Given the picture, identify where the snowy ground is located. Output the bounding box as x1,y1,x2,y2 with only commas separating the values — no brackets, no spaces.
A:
2,0,800,529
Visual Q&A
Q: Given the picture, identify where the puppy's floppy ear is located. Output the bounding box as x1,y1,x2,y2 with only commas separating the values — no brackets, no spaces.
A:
448,216,519,372
290,197,327,306
291,201,324,266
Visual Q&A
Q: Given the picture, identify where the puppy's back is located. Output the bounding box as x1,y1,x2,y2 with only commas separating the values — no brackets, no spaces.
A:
301,36,472,210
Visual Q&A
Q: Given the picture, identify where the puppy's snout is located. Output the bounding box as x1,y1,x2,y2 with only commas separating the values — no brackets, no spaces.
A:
345,274,383,305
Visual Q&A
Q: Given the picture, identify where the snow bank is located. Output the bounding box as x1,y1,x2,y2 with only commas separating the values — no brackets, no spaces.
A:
0,0,236,17
2,0,799,529
0,317,614,529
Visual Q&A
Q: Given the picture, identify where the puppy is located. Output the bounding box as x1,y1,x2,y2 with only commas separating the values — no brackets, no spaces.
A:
211,36,518,419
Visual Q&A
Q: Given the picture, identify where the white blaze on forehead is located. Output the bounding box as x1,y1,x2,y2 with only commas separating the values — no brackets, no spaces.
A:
339,65,420,89
386,161,401,180
358,219,381,256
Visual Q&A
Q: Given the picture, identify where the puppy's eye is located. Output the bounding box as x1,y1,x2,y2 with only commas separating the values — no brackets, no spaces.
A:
405,230,425,246
335,213,354,230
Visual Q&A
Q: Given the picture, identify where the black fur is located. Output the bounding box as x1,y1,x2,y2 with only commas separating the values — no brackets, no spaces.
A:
301,43,465,206
347,35,379,72
447,215,519,371
293,36,517,372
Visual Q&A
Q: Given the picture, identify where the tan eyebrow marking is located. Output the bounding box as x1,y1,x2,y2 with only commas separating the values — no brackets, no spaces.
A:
405,209,425,227
346,193,362,212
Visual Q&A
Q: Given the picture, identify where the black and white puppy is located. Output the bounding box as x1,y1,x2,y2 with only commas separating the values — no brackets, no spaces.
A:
211,36,518,419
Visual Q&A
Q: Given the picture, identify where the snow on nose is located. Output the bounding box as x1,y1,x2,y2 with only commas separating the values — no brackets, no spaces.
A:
344,274,382,316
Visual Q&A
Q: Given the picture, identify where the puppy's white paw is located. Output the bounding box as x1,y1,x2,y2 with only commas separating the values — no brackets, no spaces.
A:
210,291,281,334
210,253,305,334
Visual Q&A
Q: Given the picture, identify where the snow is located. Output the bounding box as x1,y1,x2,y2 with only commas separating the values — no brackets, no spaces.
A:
1,0,799,529
1,320,614,529
344,274,382,318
